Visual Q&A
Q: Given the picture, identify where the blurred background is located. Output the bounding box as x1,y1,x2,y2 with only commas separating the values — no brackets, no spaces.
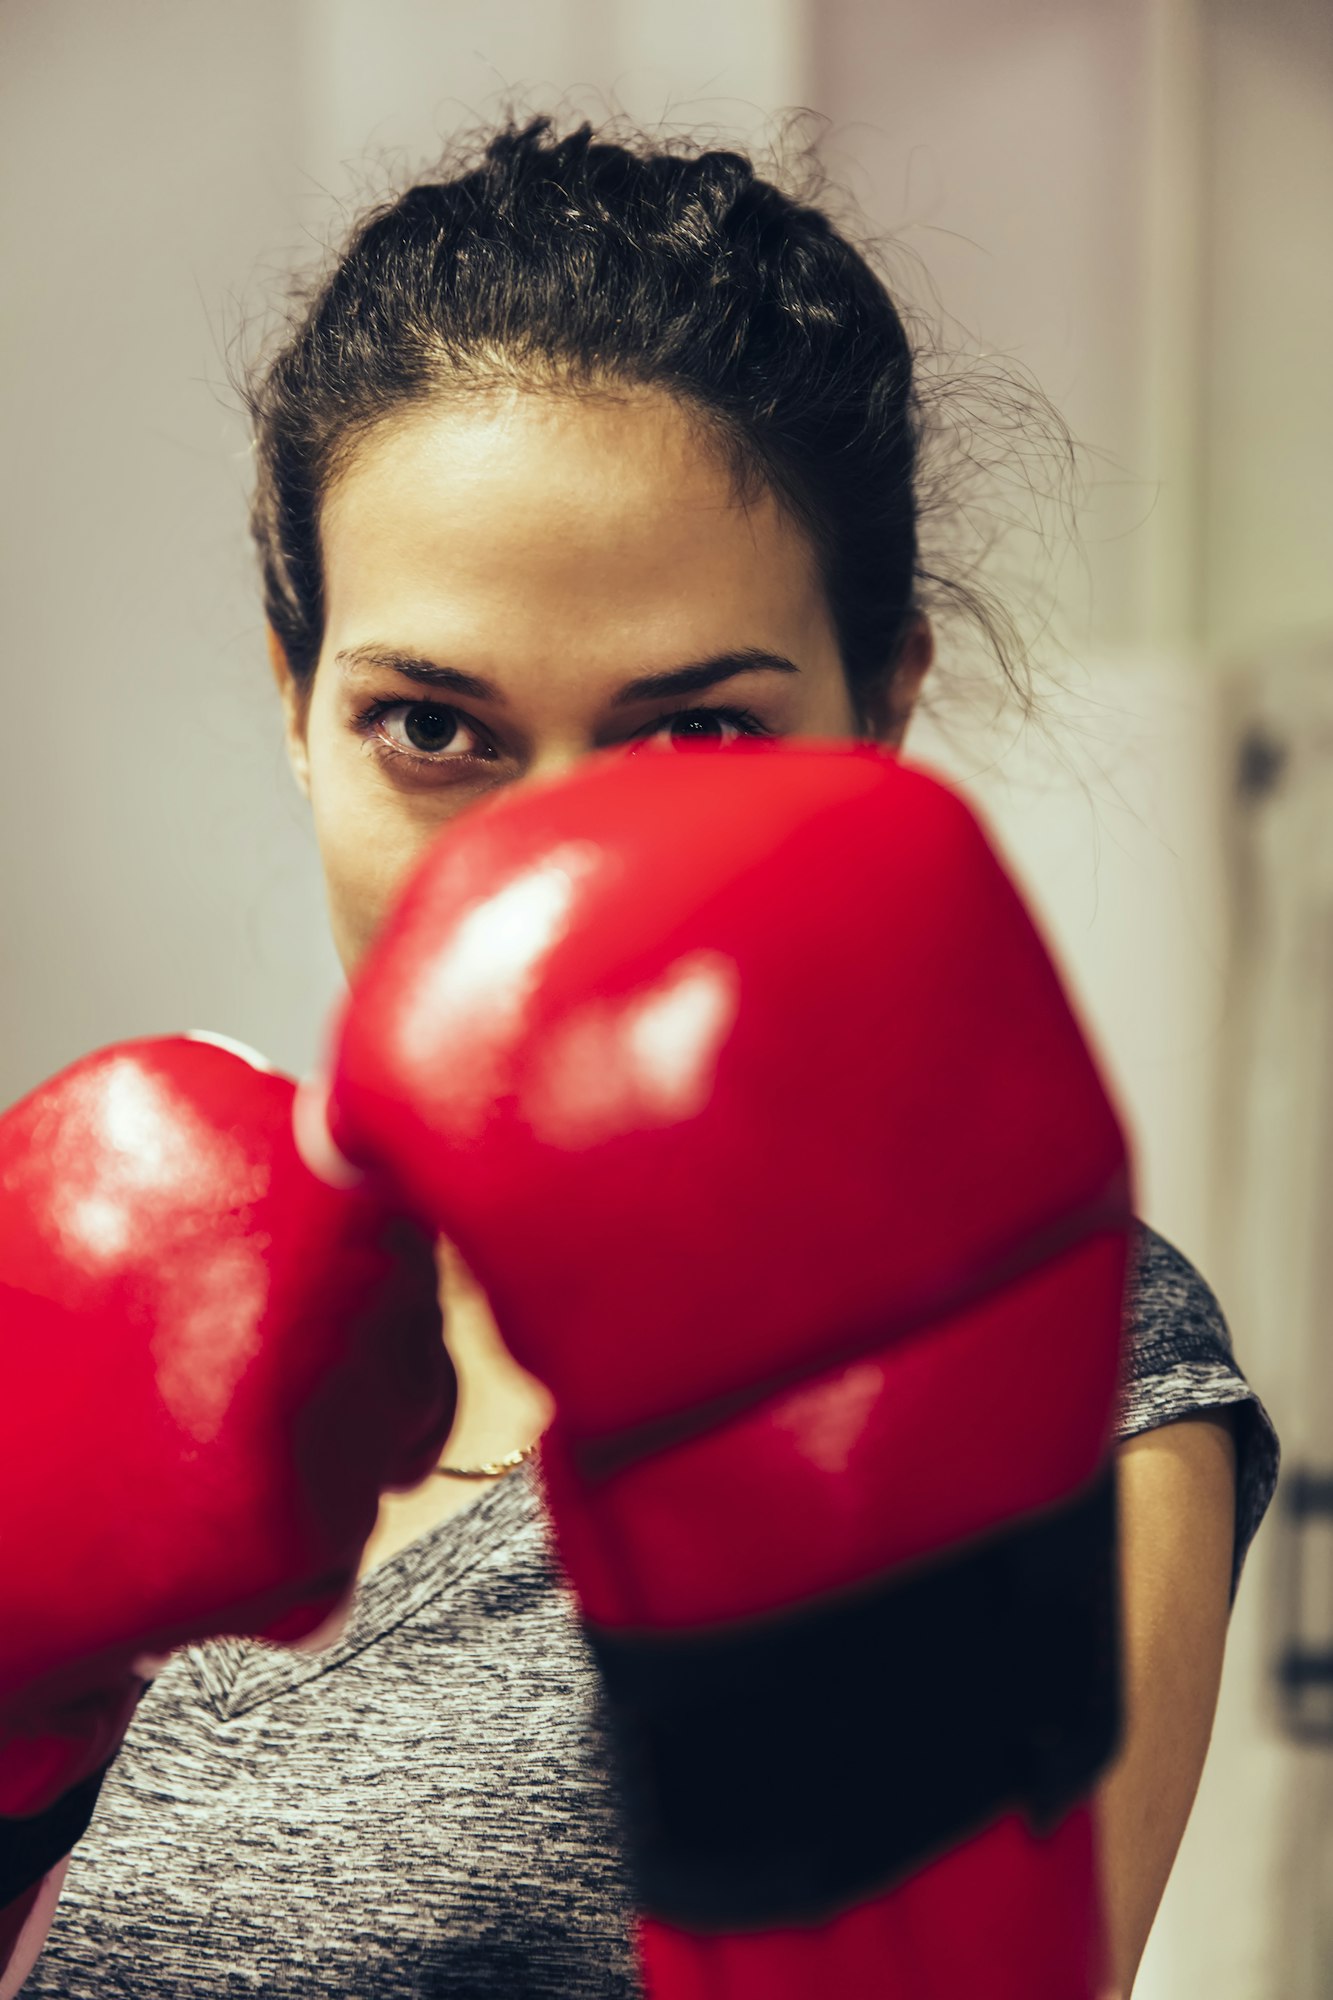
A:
2,1,1329,1992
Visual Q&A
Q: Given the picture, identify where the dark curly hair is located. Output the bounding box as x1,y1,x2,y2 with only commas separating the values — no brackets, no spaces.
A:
243,113,1079,734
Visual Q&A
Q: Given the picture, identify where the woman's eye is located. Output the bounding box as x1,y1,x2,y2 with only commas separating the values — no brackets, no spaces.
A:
359,701,495,764
633,705,769,752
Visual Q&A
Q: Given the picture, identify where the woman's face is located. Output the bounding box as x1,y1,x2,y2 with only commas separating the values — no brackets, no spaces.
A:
272,386,930,972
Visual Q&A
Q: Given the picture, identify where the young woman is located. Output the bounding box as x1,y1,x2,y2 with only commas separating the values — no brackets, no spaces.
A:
20,116,1279,1998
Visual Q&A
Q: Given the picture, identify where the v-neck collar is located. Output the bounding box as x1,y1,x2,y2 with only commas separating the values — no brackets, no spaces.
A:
180,1464,543,1721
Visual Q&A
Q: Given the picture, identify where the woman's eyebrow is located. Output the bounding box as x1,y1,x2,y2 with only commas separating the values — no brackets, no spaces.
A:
333,644,801,706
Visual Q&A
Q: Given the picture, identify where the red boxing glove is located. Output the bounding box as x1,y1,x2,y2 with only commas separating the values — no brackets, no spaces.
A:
307,741,1132,2000
0,1034,454,1952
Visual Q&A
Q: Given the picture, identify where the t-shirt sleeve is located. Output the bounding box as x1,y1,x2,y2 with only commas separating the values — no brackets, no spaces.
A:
1115,1219,1281,1612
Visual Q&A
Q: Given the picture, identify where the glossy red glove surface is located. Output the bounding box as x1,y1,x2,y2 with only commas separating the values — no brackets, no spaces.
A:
309,740,1133,2000
0,1034,455,1826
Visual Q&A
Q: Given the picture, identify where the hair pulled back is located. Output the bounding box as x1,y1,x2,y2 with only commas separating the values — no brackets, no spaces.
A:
246,113,1071,727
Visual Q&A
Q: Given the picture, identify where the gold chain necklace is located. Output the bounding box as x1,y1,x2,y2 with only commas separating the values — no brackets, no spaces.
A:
432,1441,539,1481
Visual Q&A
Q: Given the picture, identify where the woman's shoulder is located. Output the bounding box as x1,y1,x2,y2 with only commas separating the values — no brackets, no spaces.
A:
1124,1219,1236,1370
1118,1217,1282,1608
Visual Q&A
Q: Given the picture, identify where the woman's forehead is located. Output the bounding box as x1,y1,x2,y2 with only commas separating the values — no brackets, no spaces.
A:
325,388,740,531
318,390,829,667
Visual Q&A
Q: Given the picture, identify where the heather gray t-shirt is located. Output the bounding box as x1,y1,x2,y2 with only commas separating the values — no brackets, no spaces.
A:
21,1222,1281,1999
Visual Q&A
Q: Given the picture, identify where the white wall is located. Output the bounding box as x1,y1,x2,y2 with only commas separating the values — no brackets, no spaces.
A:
0,0,328,1099
1200,0,1333,656
1206,649,1333,1999
297,0,805,172
811,0,1166,655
